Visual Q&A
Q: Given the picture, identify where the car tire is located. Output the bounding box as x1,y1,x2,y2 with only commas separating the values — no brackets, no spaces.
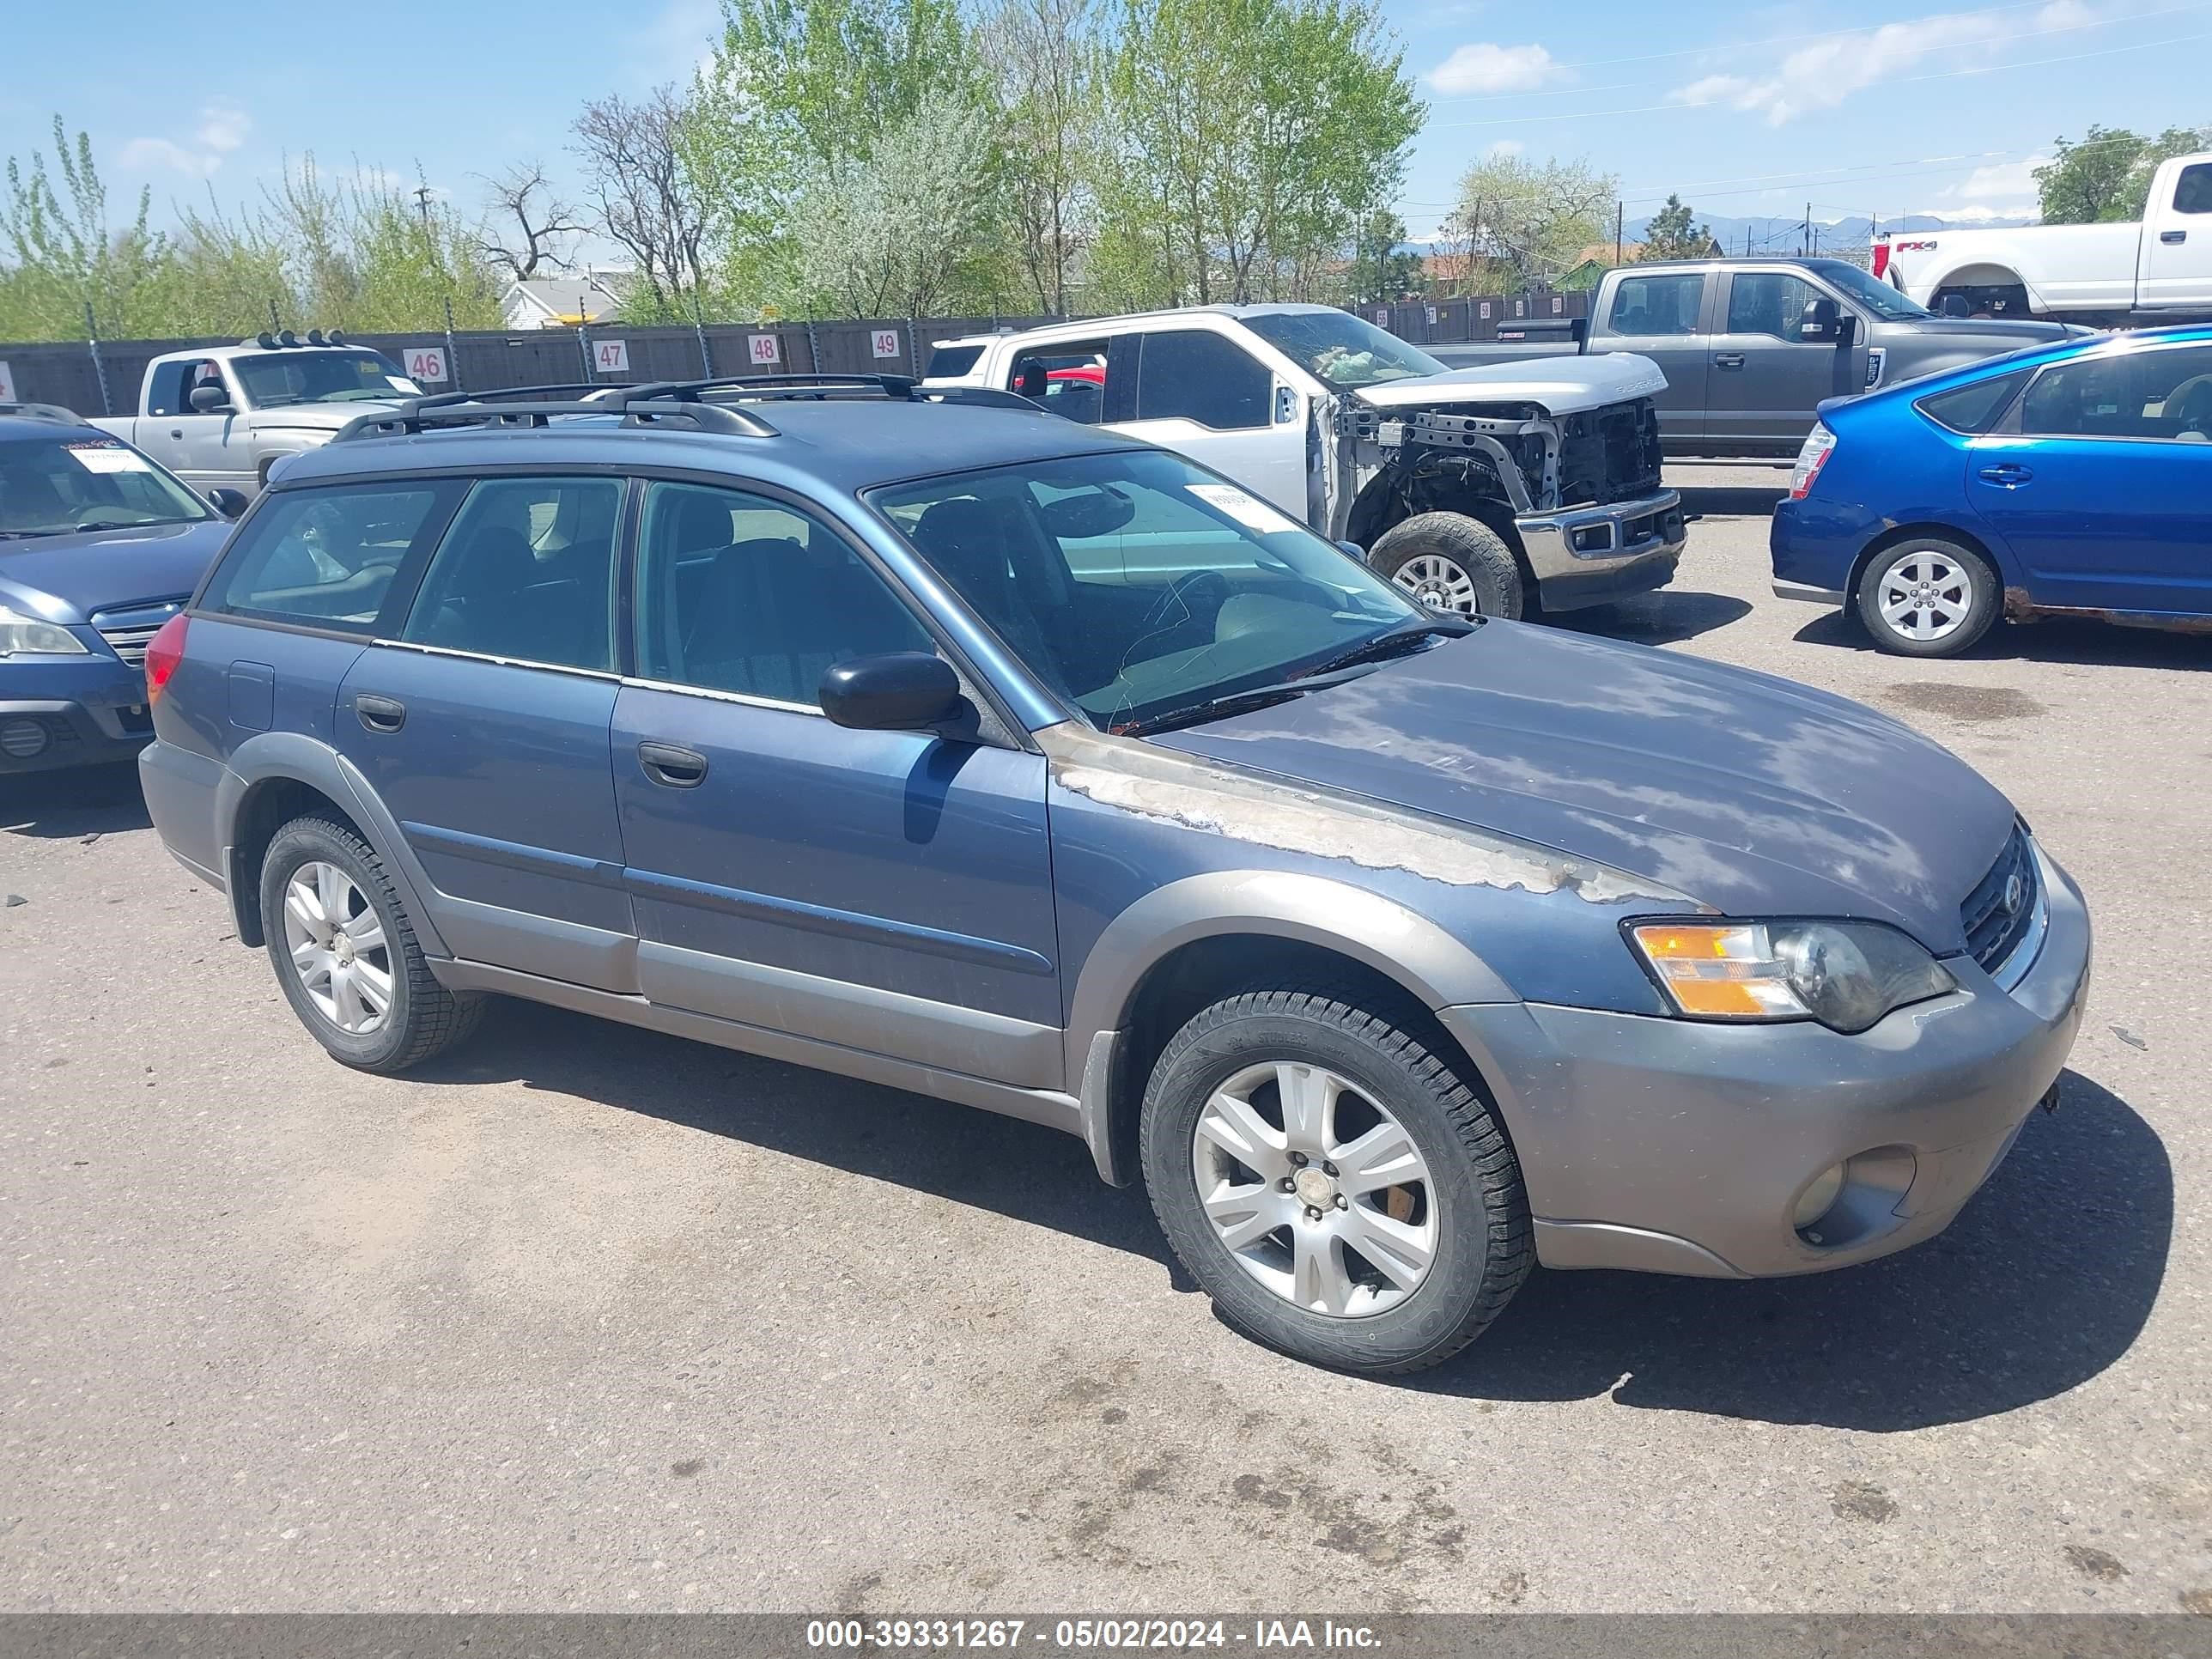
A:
1370,513,1526,620
1139,986,1533,1375
258,815,485,1073
1856,537,2000,658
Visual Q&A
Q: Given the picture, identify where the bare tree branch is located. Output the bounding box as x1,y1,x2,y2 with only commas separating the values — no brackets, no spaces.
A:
477,161,585,283
571,88,706,316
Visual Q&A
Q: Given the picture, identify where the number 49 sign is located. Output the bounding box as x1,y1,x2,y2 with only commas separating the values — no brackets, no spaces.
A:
871,328,902,361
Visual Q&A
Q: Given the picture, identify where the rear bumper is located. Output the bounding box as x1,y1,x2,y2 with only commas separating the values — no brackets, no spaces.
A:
1517,490,1686,611
138,738,228,886
1441,841,2091,1279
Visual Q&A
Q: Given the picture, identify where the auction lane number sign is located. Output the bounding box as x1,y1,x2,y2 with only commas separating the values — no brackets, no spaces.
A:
402,346,449,385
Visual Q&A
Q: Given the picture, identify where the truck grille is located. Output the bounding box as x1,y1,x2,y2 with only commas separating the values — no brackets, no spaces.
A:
89,599,186,669
1558,399,1664,506
1960,824,2042,983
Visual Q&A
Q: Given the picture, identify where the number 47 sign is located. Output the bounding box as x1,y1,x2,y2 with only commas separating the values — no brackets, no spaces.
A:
592,338,629,375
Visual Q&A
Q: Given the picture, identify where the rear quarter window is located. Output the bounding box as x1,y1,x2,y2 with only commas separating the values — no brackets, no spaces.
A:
1915,369,2033,434
926,343,986,377
203,482,459,632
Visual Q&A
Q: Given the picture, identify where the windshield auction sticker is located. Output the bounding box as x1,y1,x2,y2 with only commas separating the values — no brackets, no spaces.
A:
1186,483,1300,536
64,442,155,474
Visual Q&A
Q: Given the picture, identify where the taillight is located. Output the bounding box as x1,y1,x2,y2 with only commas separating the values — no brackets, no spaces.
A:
1871,240,1891,280
1790,424,1837,501
143,612,189,703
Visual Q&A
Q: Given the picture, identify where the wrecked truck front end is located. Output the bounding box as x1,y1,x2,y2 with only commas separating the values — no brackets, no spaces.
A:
1345,355,1686,611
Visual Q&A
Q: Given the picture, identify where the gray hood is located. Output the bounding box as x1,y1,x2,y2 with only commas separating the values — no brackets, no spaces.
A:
1151,623,2014,954
1355,352,1667,416
249,399,407,432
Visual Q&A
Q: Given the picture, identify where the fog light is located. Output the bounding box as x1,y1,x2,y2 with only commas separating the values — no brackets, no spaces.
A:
1793,1162,1847,1233
0,718,49,759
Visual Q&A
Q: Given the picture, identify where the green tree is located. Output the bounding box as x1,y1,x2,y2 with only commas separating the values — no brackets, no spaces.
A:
1641,193,1714,260
0,116,173,340
988,0,1106,315
1346,208,1418,301
1453,152,1616,288
2036,124,2211,224
1097,0,1421,307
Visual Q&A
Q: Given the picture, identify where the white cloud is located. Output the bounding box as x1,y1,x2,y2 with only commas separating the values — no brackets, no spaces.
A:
120,104,252,178
1669,0,2109,125
1947,155,2048,204
1482,138,1525,161
1429,42,1558,94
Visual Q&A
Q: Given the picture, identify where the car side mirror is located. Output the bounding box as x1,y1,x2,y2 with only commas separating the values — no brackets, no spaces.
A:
819,653,964,732
1798,297,1844,343
188,384,231,413
1274,383,1300,425
204,487,250,520
1335,538,1368,562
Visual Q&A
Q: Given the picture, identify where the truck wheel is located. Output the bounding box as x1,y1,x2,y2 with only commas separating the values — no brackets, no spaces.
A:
258,816,485,1073
1370,514,1525,620
1856,538,1999,658
1139,985,1533,1375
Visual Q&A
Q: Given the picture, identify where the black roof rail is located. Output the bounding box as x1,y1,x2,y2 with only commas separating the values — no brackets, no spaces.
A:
0,401,92,426
618,374,1042,414
406,383,633,411
331,398,778,444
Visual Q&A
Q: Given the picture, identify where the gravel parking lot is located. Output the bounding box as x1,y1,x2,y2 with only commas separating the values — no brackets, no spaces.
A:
3,465,2205,1615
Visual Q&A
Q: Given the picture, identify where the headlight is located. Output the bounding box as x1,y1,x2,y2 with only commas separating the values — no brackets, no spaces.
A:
1627,919,1956,1034
0,606,89,657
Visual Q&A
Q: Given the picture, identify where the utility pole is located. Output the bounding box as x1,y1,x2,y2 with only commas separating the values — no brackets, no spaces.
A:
412,185,435,239
1802,201,1812,258
1614,201,1624,268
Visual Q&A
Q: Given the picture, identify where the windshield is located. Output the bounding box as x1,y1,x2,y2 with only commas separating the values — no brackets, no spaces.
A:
230,350,418,409
870,449,1428,732
1239,311,1449,389
0,434,211,538
1814,261,1932,322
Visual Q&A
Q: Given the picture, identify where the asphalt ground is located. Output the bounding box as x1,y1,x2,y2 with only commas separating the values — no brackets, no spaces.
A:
3,464,2207,1613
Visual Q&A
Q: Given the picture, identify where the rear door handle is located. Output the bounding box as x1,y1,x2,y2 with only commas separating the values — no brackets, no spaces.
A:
1977,463,2033,487
2161,229,2187,244
354,694,406,733
1714,353,1746,369
637,741,708,788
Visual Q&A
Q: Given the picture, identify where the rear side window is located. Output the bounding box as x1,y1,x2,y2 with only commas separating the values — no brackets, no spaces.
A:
927,343,985,377
1917,369,2032,434
208,483,453,631
1134,331,1270,430
1606,273,1705,337
401,476,625,672
2174,163,2212,215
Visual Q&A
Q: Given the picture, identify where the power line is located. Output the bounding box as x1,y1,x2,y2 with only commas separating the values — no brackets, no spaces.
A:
1428,28,2210,129
1424,0,2208,106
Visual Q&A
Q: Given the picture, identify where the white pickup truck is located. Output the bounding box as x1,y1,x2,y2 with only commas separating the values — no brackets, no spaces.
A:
1877,152,2212,324
924,303,1685,619
89,337,421,493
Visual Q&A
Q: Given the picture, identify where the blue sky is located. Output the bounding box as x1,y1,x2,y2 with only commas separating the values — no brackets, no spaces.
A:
0,0,2203,254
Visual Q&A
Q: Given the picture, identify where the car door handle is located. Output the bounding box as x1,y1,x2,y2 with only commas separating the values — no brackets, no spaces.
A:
354,694,406,734
170,428,184,440
2161,229,2186,244
636,741,708,788
1977,463,2033,486
1714,353,1746,369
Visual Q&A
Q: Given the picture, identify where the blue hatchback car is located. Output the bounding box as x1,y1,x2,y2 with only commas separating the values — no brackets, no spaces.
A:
1771,324,2212,656
137,376,2089,1373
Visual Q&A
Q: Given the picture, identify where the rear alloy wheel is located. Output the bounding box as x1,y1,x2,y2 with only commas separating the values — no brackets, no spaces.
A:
1370,513,1526,620
1857,538,1999,658
1141,987,1531,1374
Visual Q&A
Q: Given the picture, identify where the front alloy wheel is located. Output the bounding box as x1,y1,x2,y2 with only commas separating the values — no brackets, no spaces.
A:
1194,1060,1437,1317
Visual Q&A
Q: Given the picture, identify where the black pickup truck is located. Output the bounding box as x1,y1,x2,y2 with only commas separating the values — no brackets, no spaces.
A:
1433,257,2075,459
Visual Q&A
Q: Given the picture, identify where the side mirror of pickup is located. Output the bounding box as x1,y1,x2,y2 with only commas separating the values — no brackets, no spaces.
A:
187,384,233,414
204,488,250,520
818,653,965,732
1797,297,1847,343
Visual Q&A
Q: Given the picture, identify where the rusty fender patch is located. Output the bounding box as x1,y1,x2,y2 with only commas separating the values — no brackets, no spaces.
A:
1038,722,1689,906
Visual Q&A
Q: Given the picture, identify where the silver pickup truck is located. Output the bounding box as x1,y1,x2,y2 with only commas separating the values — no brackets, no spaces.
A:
925,303,1685,621
90,337,420,492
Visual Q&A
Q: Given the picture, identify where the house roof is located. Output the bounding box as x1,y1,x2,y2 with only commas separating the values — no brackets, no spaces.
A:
503,277,624,325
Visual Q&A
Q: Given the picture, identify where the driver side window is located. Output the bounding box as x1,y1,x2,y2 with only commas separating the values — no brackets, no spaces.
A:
1727,272,1820,340
1133,331,1271,430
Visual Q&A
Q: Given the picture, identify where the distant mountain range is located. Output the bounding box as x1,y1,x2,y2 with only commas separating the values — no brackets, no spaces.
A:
1626,210,2038,254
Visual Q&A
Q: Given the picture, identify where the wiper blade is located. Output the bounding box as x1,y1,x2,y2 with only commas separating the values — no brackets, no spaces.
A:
1304,617,1474,678
1113,665,1374,738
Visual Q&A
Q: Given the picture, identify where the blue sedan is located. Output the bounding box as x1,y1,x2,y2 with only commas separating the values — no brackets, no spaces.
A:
0,406,240,774
1771,324,2212,656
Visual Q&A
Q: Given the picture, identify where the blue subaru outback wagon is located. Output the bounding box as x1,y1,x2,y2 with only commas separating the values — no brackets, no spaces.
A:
139,375,2090,1373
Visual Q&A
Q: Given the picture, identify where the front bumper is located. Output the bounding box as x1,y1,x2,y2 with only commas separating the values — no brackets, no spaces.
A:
1441,841,2092,1279
2,657,155,773
1516,489,1686,612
